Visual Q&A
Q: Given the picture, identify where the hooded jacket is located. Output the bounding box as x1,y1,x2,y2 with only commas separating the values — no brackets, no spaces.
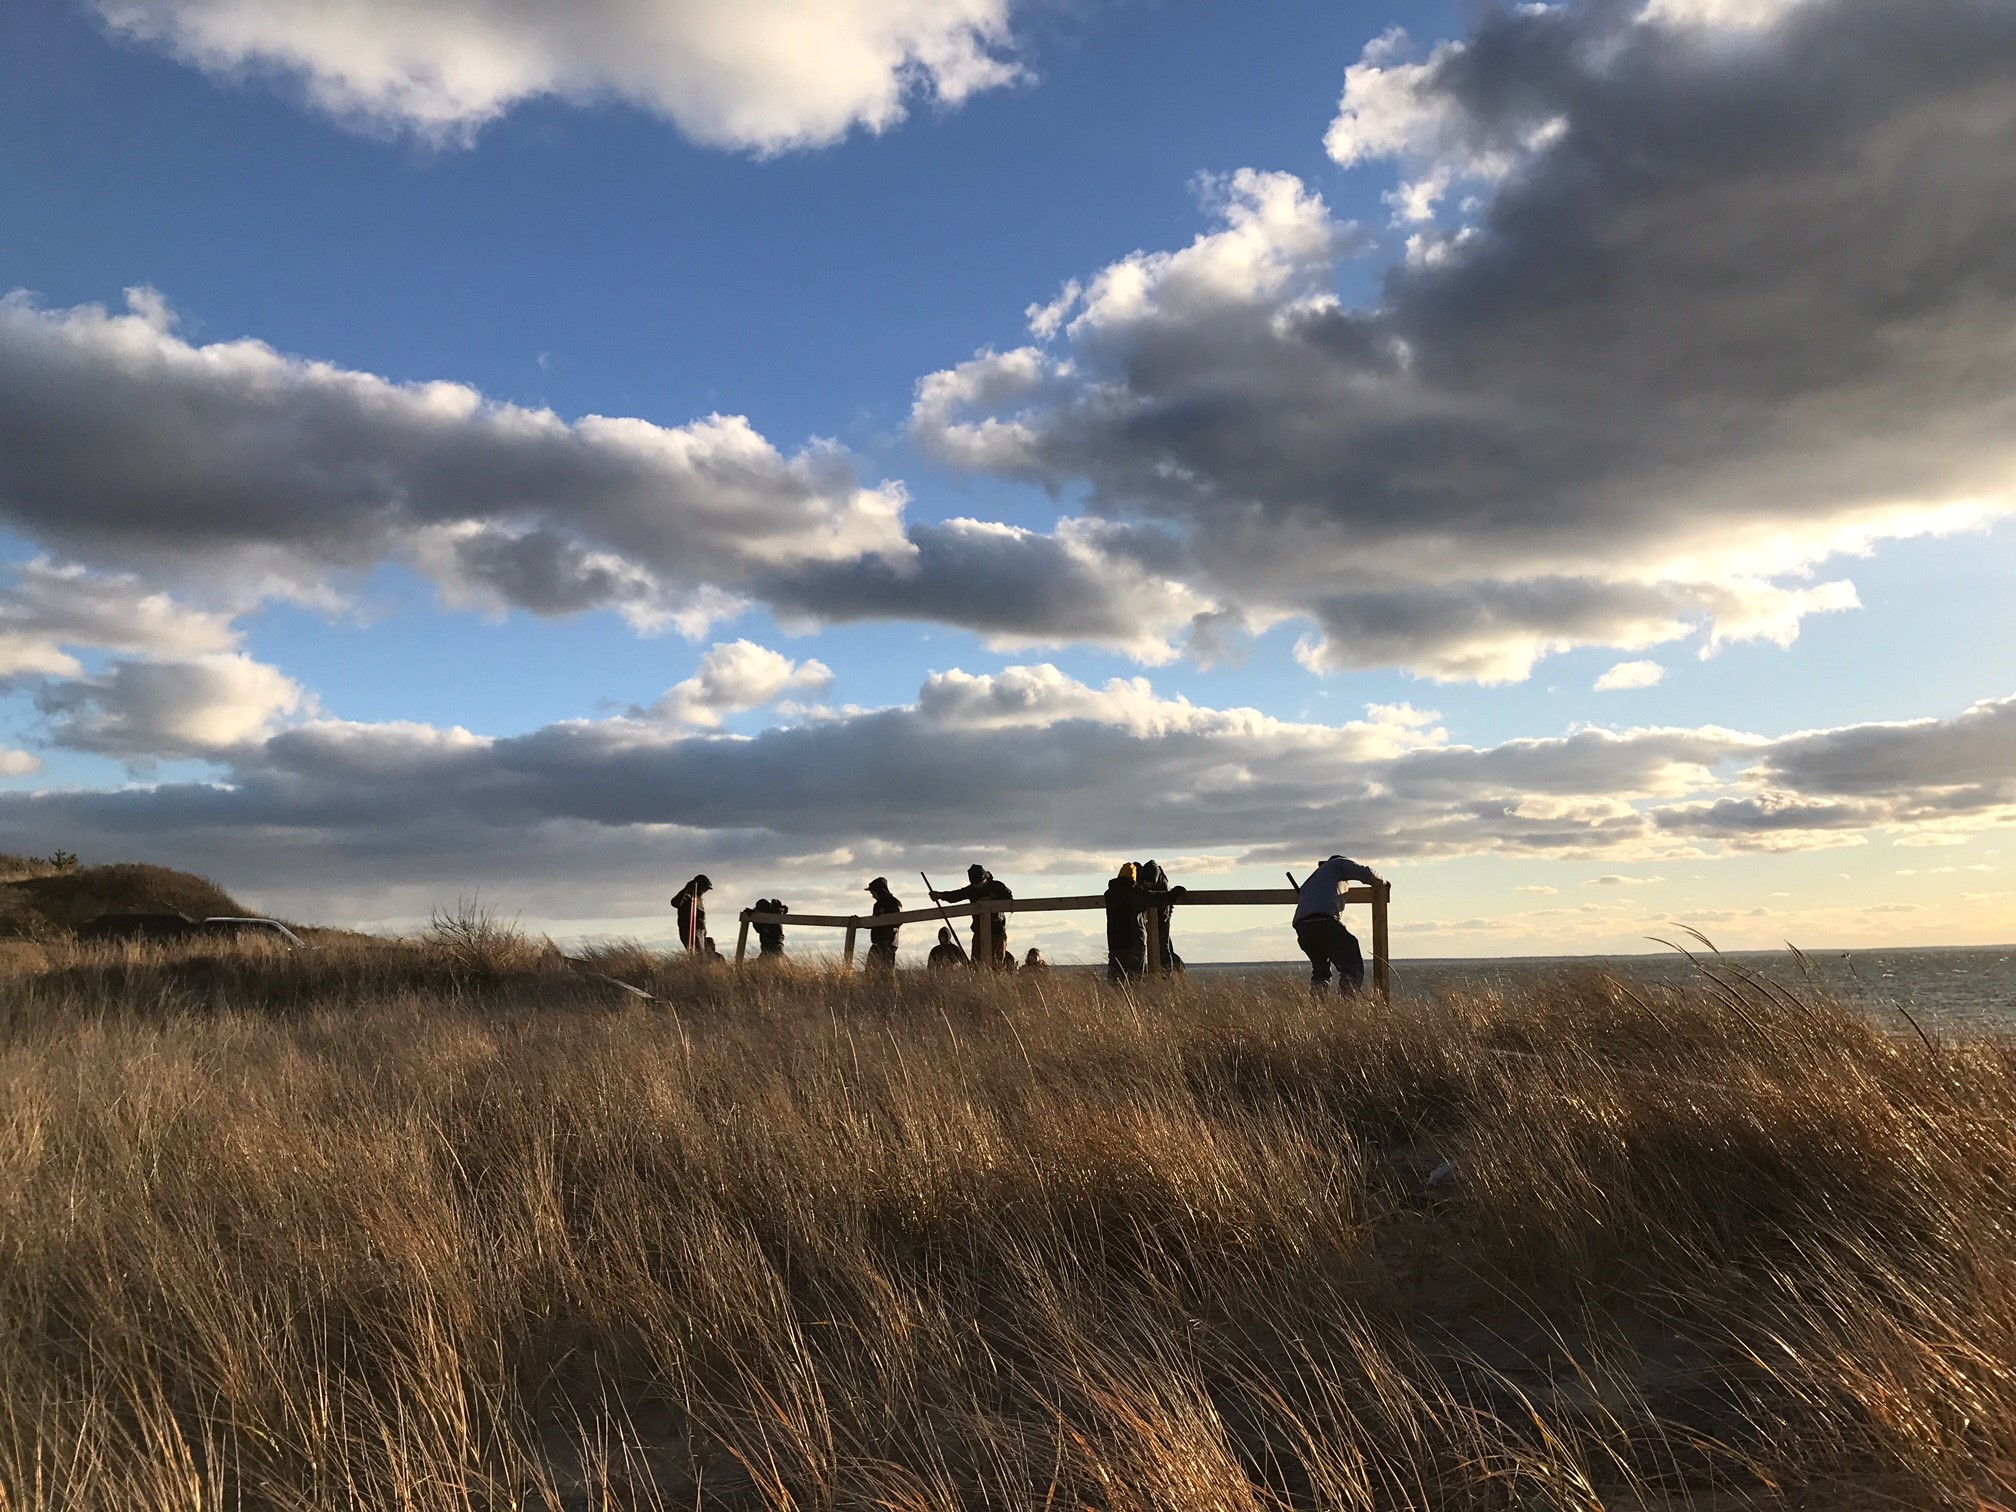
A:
671,886,706,949
1104,873,1186,963
868,887,903,949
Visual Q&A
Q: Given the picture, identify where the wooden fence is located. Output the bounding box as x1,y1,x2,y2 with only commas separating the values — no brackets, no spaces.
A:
730,884,1393,999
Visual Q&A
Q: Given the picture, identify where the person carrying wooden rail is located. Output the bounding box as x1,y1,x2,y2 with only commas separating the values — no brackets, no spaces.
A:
864,877,903,971
1293,855,1382,992
670,874,712,954
930,864,1015,967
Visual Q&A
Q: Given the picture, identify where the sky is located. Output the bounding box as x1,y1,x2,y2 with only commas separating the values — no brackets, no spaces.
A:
0,0,2013,964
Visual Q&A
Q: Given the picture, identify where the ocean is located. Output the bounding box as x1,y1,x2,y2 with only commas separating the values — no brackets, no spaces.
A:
1199,946,2016,1032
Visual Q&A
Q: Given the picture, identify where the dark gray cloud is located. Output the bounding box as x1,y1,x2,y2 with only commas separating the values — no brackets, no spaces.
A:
1751,694,2016,805
914,0,2016,679
0,290,904,603
756,519,1209,661
0,291,1187,656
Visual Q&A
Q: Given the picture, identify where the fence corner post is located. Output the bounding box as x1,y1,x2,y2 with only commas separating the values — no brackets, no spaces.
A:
735,914,751,966
1373,882,1392,1001
842,919,858,971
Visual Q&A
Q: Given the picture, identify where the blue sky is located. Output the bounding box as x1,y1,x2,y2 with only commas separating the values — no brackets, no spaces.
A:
0,0,2012,960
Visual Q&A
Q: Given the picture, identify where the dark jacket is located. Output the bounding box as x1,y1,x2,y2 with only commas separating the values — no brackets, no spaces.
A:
939,877,1014,948
753,899,786,956
672,888,706,950
1104,878,1186,970
1139,860,1178,968
868,890,903,950
928,940,964,969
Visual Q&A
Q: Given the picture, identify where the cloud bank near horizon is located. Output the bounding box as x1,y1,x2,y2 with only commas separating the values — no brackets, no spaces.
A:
0,659,2005,925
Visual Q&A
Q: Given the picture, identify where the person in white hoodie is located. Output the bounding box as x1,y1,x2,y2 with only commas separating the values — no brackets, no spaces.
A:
1293,855,1383,991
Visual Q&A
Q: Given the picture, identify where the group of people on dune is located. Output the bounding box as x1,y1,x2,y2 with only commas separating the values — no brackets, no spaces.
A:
670,853,1383,992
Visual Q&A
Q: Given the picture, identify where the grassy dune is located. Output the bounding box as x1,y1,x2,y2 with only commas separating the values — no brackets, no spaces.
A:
0,930,2011,1509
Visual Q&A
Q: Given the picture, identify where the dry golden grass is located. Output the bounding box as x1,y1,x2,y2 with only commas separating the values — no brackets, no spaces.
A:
0,927,2010,1509
0,857,247,940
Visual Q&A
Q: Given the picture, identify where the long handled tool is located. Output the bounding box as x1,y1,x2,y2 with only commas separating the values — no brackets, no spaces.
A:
919,871,973,965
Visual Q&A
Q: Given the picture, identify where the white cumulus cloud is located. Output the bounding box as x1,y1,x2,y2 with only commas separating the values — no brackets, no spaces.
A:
91,0,1023,151
1595,660,1666,692
653,641,833,728
38,654,308,759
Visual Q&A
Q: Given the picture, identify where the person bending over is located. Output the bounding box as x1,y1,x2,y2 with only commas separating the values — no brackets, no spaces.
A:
1292,855,1382,992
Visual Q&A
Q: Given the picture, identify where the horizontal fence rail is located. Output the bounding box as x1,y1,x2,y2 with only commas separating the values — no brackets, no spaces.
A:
728,884,1393,999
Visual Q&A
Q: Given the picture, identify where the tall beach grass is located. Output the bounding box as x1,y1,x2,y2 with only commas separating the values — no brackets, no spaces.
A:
0,927,2010,1508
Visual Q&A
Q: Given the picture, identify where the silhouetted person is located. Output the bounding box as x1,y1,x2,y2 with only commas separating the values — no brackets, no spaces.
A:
928,927,964,969
1022,948,1050,973
671,874,711,954
865,877,903,970
1293,855,1381,992
1104,862,1186,984
702,936,724,964
932,864,1014,966
1138,858,1181,970
753,898,787,958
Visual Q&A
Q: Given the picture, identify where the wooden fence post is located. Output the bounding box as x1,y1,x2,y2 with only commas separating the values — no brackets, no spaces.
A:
1373,882,1391,1001
734,915,750,965
842,920,857,970
1143,908,1163,978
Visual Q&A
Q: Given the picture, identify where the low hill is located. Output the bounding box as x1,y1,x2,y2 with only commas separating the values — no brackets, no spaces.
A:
0,858,247,938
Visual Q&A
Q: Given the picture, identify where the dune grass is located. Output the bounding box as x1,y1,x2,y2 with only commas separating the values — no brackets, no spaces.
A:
0,928,2010,1509
0,856,248,940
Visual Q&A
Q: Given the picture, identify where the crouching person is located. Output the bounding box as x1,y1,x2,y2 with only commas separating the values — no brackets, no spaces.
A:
1293,855,1382,992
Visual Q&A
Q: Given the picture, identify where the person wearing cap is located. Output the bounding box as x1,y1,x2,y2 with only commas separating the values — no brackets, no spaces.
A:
670,874,712,954
1104,861,1187,984
930,864,1015,966
1293,855,1382,991
865,877,903,970
927,926,964,969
